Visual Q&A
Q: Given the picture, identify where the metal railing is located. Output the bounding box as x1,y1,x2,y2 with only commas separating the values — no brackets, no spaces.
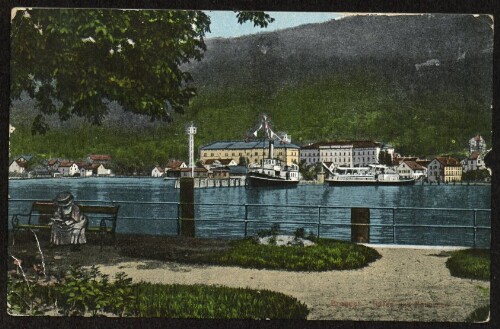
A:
8,199,491,247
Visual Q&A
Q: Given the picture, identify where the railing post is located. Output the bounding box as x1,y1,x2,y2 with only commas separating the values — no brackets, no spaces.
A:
473,209,477,248
392,207,396,244
176,202,181,235
244,204,248,238
317,206,321,238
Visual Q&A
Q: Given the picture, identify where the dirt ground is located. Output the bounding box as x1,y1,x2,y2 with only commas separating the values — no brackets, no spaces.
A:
7,233,490,321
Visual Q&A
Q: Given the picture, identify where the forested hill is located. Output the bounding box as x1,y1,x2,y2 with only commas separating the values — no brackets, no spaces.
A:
185,14,493,156
10,14,493,169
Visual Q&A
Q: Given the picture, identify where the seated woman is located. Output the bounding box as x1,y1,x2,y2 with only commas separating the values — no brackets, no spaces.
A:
50,192,87,249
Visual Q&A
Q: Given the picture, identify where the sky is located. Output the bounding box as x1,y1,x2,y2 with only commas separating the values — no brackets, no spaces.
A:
205,11,343,39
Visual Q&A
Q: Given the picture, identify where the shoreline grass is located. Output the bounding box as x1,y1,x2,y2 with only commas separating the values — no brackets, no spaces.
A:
119,237,381,272
445,249,490,281
8,266,309,318
446,248,490,323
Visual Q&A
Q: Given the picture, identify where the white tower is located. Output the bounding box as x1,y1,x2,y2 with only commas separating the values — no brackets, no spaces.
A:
9,124,15,158
186,122,197,177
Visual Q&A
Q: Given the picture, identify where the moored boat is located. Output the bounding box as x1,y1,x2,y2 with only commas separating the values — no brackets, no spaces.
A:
325,164,415,186
247,157,300,187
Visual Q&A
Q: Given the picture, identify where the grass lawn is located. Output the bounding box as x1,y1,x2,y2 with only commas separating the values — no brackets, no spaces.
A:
446,249,490,323
196,238,380,271
8,266,308,318
445,249,490,281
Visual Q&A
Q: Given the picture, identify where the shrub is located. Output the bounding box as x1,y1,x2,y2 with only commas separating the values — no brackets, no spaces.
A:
294,227,306,239
446,249,490,281
8,266,308,318
466,304,489,322
209,238,380,271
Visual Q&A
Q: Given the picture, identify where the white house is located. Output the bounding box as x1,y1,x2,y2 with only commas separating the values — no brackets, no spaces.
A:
9,160,27,174
397,160,427,179
465,151,486,172
58,162,80,176
97,164,112,176
152,166,165,177
469,135,487,154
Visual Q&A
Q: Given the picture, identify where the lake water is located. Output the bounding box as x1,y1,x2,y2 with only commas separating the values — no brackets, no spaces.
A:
8,177,491,247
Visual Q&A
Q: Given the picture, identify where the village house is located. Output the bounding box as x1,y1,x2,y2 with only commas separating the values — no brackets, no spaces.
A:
97,164,112,176
87,154,112,164
397,160,428,179
58,161,80,176
9,159,28,174
47,159,62,171
469,135,487,154
427,157,462,183
166,160,187,170
151,166,165,177
200,140,300,167
464,151,486,172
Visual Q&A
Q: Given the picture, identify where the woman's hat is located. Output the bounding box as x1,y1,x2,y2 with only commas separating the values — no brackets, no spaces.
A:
54,192,74,207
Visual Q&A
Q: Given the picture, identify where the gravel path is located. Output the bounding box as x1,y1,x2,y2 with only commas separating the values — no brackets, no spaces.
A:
96,246,490,321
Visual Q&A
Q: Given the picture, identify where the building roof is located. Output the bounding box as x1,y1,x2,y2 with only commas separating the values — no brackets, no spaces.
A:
402,160,426,171
434,157,461,167
416,160,431,167
59,161,75,167
89,154,112,161
200,140,300,151
166,160,186,169
47,159,60,166
303,140,381,149
228,166,248,175
154,166,164,172
468,151,481,160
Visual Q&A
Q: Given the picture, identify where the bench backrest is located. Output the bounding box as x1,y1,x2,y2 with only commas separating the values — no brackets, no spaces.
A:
30,202,57,225
29,201,119,226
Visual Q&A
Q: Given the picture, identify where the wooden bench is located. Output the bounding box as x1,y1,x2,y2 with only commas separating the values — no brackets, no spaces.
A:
11,201,120,251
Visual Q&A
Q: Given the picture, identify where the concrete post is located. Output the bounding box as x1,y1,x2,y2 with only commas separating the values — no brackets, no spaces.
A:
351,208,370,243
180,177,195,237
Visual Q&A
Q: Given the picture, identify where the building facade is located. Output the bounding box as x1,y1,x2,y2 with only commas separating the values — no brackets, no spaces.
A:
428,157,462,183
469,135,487,154
465,152,486,172
151,166,165,177
200,140,300,166
397,160,427,179
301,141,384,167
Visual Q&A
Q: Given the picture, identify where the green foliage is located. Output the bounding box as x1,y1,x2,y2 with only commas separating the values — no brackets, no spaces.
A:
294,227,306,239
462,169,491,182
8,265,308,318
134,283,308,319
10,65,491,168
211,238,380,271
446,249,490,281
11,9,273,134
466,304,490,322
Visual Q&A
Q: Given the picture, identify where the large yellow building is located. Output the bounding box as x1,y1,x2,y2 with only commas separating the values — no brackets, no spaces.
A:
200,140,300,166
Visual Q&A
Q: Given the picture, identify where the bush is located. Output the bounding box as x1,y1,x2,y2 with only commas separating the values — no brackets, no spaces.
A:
209,238,380,271
134,283,308,319
294,228,306,239
465,304,490,322
8,266,308,318
446,249,490,281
